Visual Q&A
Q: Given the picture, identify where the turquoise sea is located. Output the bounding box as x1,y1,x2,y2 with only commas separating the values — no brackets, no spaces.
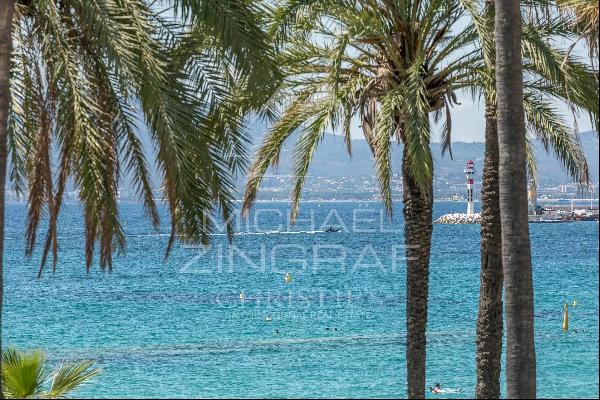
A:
3,201,599,398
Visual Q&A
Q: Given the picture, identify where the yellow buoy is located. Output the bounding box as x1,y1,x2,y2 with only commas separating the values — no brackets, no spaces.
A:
284,273,292,283
562,302,569,332
239,292,246,301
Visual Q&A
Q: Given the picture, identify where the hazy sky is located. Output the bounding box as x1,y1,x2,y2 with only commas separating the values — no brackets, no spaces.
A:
433,91,595,142
345,91,595,142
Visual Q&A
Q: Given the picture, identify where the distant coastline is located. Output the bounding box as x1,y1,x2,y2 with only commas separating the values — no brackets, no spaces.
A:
7,198,599,206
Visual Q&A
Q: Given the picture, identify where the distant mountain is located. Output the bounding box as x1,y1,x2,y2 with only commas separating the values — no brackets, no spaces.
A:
246,127,599,185
113,120,598,199
13,116,595,201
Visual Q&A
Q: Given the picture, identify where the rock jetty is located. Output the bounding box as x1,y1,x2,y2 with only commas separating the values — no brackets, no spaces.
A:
434,213,481,224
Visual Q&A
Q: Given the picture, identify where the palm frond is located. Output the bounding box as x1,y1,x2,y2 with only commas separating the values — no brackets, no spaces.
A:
8,0,277,272
48,360,101,399
523,95,589,184
558,0,599,59
289,100,336,221
1,348,49,399
242,95,323,217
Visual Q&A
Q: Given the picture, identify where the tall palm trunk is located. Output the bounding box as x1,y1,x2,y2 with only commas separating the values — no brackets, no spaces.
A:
0,2,15,397
495,1,536,398
402,144,433,399
475,103,503,399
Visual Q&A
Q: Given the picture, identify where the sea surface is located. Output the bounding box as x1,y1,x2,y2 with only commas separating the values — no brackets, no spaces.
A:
3,201,599,399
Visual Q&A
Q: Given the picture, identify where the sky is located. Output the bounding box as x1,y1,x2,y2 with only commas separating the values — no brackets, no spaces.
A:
345,89,596,142
433,91,595,142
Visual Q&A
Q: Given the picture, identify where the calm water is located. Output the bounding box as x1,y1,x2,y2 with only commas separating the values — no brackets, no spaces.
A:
3,202,599,398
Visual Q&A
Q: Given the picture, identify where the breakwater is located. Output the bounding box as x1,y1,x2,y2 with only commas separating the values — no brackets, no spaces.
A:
434,213,481,224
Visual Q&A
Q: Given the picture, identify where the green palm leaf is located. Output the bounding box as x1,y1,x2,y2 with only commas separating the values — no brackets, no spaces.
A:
47,360,101,399
1,348,49,399
1,348,100,399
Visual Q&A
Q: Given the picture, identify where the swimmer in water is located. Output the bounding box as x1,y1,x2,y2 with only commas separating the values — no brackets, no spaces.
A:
429,383,442,394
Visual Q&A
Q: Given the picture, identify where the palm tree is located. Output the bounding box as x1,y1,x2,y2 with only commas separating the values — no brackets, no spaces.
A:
0,3,16,396
495,0,536,397
1,348,100,399
8,0,275,273
0,0,276,395
464,2,598,397
242,1,484,397
474,100,504,400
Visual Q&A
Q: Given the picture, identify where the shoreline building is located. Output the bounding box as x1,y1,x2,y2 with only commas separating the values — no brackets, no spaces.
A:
465,160,475,215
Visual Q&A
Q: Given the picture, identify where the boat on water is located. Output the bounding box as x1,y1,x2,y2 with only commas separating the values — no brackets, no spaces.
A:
529,218,574,223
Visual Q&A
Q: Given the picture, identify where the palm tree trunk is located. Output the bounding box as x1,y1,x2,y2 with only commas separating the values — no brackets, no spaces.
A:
0,2,15,397
495,1,536,398
475,103,503,399
402,144,433,399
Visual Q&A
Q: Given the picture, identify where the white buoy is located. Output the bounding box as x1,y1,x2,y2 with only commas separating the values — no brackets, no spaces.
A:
284,273,292,283
239,292,245,301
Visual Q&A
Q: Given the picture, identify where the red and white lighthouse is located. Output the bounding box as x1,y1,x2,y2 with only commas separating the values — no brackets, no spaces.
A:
464,160,475,215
